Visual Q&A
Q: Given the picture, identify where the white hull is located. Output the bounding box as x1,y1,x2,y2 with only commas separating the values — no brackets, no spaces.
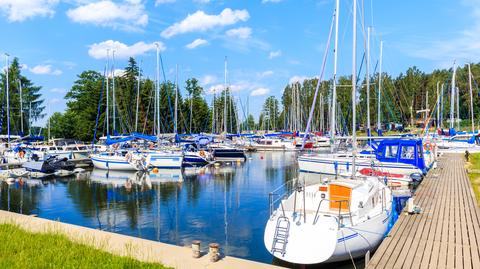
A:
91,155,143,171
298,156,423,176
145,152,183,169
264,178,392,264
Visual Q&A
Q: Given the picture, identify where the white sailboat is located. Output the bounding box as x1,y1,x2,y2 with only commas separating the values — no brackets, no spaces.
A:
264,1,392,264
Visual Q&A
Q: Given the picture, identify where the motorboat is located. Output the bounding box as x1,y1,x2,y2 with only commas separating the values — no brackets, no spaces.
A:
211,146,246,162
144,150,183,169
90,151,146,171
252,137,296,151
182,143,213,167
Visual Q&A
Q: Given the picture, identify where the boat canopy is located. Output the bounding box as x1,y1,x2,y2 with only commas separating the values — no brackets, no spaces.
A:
371,138,426,173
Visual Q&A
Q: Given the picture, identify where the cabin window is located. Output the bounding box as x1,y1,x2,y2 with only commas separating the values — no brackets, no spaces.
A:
267,141,272,145
385,145,398,158
401,146,415,159
417,145,423,158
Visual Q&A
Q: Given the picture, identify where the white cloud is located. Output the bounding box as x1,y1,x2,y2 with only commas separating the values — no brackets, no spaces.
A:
66,0,148,31
259,70,274,77
50,88,66,93
289,75,310,84
262,0,282,3
0,0,59,22
155,0,175,5
49,98,60,104
250,87,270,96
29,64,62,75
185,38,208,49
225,27,252,39
161,8,249,38
200,75,217,86
269,50,281,59
401,0,480,65
88,40,165,60
207,81,256,94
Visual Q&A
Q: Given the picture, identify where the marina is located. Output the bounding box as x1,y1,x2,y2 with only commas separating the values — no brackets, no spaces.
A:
1,1,480,268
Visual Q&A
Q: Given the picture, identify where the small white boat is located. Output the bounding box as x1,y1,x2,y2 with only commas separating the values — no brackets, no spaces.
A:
251,138,296,151
264,176,392,264
144,151,183,169
91,151,146,171
54,169,75,177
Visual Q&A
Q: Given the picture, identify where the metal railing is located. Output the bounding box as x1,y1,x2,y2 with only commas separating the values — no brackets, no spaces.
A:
312,198,353,228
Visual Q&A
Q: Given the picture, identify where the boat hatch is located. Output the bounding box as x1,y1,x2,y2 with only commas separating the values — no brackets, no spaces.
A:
329,184,351,211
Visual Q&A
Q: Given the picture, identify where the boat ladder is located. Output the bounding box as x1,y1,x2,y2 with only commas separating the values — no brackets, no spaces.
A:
271,216,290,257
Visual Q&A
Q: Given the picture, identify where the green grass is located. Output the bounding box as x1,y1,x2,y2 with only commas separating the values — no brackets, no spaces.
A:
0,224,170,269
467,153,480,205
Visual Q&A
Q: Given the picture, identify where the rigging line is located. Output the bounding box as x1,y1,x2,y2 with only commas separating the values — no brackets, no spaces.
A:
159,54,175,133
302,6,336,150
92,67,107,147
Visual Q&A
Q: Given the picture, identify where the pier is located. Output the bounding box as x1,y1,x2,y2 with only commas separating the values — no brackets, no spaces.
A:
367,154,480,269
0,210,282,269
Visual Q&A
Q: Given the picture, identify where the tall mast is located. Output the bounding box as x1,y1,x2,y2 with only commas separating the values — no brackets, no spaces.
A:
456,86,460,130
135,59,141,133
366,27,371,136
450,61,456,129
211,90,215,134
352,0,357,175
224,56,228,133
174,64,178,134
5,53,10,144
330,0,340,144
377,41,383,132
106,49,110,136
436,81,440,129
440,83,444,129
190,91,193,134
112,50,116,134
18,79,23,134
469,63,475,132
155,43,161,141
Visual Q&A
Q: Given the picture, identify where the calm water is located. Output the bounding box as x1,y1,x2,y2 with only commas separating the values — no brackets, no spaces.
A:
0,151,411,268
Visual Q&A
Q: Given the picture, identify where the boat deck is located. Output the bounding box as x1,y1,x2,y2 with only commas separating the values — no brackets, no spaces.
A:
366,153,480,269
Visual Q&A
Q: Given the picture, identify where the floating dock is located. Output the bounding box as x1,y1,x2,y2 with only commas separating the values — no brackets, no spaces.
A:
367,154,480,269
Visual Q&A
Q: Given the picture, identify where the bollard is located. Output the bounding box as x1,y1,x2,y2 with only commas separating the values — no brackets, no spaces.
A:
208,243,220,262
191,240,201,258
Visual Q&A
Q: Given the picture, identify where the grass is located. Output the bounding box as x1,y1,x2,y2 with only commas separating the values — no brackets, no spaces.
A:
0,224,170,269
467,153,480,205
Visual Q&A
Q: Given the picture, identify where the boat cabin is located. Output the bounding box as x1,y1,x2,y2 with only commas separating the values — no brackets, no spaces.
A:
371,139,426,173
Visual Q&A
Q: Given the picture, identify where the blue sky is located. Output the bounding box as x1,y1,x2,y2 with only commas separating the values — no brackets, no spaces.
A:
0,0,478,126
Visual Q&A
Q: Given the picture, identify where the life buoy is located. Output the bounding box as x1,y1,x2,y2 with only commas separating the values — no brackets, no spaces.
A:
199,150,206,158
19,151,25,159
125,152,132,162
113,144,119,149
423,142,432,151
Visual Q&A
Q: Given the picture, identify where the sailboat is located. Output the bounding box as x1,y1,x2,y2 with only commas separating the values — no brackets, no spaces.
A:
264,0,392,264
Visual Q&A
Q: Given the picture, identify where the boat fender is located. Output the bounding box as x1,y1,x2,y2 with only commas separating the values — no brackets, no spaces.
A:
125,153,132,162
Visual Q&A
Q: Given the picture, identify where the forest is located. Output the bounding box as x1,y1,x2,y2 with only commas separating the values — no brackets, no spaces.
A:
1,57,479,141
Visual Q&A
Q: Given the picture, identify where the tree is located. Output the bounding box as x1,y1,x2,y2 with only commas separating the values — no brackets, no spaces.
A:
1,57,45,136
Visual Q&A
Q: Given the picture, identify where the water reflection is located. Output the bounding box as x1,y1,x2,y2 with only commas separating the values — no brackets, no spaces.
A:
0,152,298,264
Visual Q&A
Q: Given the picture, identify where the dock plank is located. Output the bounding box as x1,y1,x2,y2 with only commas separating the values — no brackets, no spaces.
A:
366,154,480,269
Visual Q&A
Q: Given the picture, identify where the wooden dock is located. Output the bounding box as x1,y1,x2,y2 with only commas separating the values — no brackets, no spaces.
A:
367,154,480,269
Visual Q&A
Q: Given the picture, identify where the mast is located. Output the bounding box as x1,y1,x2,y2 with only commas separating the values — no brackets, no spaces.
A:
106,49,110,136
436,81,440,129
174,64,178,134
450,61,456,129
440,83,444,129
211,90,215,134
29,102,32,135
366,27,371,136
135,59,141,133
224,56,228,133
377,41,383,132
18,79,23,134
190,91,193,134
5,54,10,144
352,0,357,175
112,50,116,134
155,43,161,142
330,0,340,145
469,63,475,132
456,86,460,130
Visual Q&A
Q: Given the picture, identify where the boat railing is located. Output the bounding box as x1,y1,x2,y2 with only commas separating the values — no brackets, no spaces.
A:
268,178,299,218
313,198,353,228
